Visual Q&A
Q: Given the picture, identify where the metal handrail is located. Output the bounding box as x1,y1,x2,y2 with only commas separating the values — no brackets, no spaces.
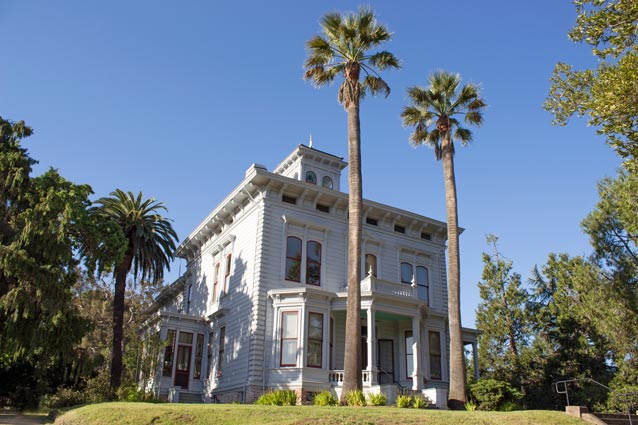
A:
554,378,636,425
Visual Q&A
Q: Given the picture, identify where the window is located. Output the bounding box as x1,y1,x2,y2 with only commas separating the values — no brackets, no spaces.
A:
322,176,333,189
405,330,414,379
162,329,176,376
365,254,377,277
416,266,429,303
429,331,442,380
212,262,220,302
186,285,192,314
306,241,321,285
401,262,413,284
194,334,204,379
218,327,225,375
316,203,330,213
206,332,214,379
282,195,297,205
179,331,193,344
307,313,323,368
285,236,302,282
224,254,232,292
421,232,431,240
305,171,317,184
280,312,298,366
285,236,322,285
394,224,405,233
366,217,378,226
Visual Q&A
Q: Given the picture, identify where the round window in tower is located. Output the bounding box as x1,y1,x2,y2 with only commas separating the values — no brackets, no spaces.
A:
305,171,317,184
322,176,333,189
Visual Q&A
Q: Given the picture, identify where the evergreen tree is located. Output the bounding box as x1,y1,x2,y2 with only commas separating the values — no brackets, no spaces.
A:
475,235,529,385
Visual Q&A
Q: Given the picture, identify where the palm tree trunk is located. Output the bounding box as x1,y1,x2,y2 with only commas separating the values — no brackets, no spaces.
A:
442,139,466,409
342,101,363,401
111,250,132,391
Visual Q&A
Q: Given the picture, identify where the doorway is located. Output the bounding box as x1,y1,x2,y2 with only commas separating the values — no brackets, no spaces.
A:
377,339,394,384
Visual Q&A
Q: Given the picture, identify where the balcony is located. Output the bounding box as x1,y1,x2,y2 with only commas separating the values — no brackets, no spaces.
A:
360,275,426,301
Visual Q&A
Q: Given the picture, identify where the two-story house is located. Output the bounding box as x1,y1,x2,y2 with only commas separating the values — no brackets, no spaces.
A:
139,144,479,407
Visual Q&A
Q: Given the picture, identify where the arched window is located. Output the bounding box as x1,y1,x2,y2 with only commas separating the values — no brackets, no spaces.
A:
285,237,302,282
400,262,413,284
305,171,317,184
365,254,377,277
306,241,322,285
416,266,429,304
322,176,333,189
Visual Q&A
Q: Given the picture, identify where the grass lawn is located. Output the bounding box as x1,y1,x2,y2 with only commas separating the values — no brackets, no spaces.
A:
54,402,584,425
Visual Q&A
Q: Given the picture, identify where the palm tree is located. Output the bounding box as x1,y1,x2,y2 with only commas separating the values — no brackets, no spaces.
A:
94,189,178,390
401,71,486,409
304,7,399,397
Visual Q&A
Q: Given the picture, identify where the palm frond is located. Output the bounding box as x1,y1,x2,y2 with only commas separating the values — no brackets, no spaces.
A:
368,51,400,71
464,111,484,126
455,127,473,146
363,75,390,97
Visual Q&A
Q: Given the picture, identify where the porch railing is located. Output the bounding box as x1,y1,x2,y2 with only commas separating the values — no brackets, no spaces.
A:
329,370,373,386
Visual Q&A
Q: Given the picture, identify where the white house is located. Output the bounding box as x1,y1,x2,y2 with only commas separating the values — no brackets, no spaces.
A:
139,144,479,407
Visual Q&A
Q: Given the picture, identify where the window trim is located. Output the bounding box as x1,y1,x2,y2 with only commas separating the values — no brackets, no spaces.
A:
280,311,298,367
416,265,429,304
400,262,413,284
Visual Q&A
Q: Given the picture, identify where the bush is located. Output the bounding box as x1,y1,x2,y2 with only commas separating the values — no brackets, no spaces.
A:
255,390,297,406
84,368,114,403
116,384,146,402
345,390,366,406
367,392,386,406
607,385,638,413
469,379,522,411
413,396,430,409
41,388,86,409
396,395,413,408
465,400,477,411
314,391,338,406
499,401,519,412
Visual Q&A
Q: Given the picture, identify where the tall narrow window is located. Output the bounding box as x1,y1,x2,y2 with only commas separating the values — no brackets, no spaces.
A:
416,266,429,304
186,285,192,314
212,262,220,302
162,329,176,376
194,334,204,379
365,254,377,277
280,311,298,366
401,262,413,284
224,254,232,292
429,331,442,380
218,327,226,375
285,237,302,282
405,330,414,379
306,241,321,285
307,313,323,368
206,332,214,379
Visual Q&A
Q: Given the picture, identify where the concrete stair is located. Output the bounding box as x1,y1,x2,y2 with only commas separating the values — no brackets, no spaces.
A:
593,413,638,425
178,391,203,403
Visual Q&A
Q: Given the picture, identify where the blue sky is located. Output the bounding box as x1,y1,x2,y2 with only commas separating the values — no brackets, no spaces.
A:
1,1,620,327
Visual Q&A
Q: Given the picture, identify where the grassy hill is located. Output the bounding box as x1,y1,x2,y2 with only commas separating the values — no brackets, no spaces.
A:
54,402,584,425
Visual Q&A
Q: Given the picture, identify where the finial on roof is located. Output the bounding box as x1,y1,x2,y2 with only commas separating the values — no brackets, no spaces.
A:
309,134,313,148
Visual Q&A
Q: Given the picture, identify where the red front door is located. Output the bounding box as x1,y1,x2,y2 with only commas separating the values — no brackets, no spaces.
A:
174,345,191,389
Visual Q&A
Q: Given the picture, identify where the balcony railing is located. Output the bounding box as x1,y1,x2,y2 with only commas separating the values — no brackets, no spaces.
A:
361,276,415,299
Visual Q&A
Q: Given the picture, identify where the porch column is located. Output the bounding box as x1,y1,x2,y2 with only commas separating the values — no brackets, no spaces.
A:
472,341,479,381
411,315,423,390
367,307,377,385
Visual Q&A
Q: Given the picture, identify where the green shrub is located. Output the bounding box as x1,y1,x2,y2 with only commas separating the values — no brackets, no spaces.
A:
469,379,522,411
41,387,87,409
367,392,386,406
396,394,413,408
255,390,297,406
499,401,519,412
413,396,429,409
465,400,477,411
84,368,114,403
345,390,366,406
314,391,338,406
116,384,146,402
607,385,638,413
